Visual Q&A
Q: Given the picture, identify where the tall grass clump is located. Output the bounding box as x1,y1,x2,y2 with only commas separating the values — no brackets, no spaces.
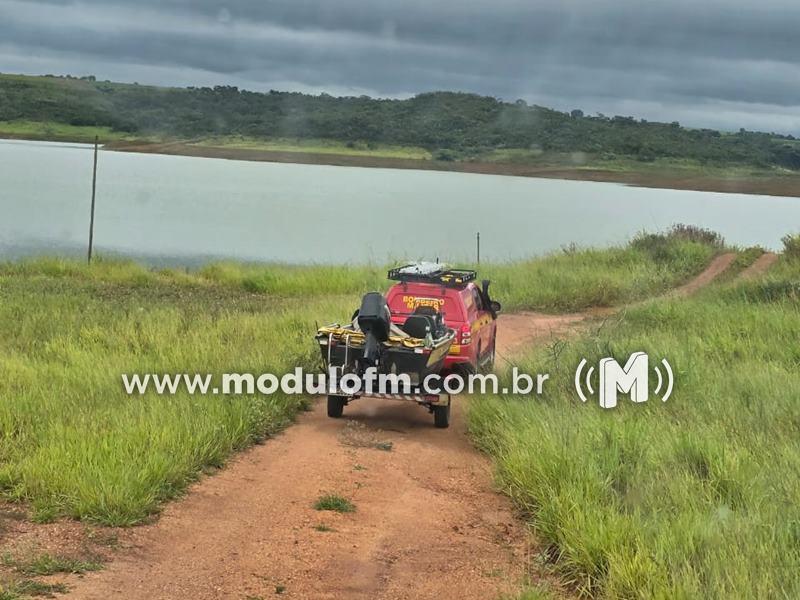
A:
633,223,724,250
469,257,800,598
781,233,800,260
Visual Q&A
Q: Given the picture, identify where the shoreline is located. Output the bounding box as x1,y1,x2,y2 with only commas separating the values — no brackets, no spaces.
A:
106,141,800,198
3,133,799,198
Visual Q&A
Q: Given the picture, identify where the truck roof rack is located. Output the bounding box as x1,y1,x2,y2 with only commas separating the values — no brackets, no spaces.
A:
388,263,477,287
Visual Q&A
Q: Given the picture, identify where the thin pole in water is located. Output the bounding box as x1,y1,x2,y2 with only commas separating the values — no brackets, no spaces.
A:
88,136,99,264
476,232,481,265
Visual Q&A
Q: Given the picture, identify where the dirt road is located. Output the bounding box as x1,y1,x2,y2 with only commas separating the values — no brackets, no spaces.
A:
64,252,752,599
69,408,530,599
68,320,563,600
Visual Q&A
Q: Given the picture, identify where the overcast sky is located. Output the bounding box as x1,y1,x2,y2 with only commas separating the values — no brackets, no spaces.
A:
1,0,799,134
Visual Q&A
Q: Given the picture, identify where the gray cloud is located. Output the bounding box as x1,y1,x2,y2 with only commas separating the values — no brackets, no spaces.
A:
1,0,799,133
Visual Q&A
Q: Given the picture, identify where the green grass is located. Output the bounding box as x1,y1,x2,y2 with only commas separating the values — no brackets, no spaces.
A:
482,232,719,312
3,553,101,576
717,245,766,281
469,257,799,598
197,261,387,296
0,579,68,599
191,135,431,159
0,228,718,527
508,585,561,600
580,156,787,177
193,239,713,310
313,494,356,513
0,261,356,525
0,120,134,144
782,233,800,260
0,256,388,296
9,225,714,315
479,149,795,178
0,126,424,160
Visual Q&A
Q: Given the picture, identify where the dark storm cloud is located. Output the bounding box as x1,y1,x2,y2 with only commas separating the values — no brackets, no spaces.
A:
1,0,799,133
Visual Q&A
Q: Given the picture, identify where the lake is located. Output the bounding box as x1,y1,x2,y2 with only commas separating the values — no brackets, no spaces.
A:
1,139,798,264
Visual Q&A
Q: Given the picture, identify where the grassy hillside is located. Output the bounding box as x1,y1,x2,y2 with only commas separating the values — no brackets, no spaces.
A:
192,135,432,159
1,72,799,171
484,229,719,312
470,238,800,598
0,119,135,144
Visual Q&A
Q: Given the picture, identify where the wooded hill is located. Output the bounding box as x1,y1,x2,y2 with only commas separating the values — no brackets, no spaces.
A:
2,73,799,169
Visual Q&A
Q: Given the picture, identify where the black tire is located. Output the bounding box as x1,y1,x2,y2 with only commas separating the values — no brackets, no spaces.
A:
327,395,346,418
444,365,471,392
433,403,451,428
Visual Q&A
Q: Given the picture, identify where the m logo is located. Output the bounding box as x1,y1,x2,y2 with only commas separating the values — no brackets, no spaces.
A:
575,352,674,409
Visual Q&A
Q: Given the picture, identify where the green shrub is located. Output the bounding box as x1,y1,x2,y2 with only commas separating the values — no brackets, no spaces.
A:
782,233,800,260
631,224,723,262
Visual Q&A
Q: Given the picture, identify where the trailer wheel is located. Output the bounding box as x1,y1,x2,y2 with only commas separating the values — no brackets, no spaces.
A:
327,395,346,418
433,403,450,428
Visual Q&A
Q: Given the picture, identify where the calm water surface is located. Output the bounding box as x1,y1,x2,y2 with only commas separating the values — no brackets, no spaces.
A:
1,139,798,264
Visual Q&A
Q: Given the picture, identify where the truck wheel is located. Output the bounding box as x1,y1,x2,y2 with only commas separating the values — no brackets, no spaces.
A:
445,365,470,391
433,403,450,428
327,395,346,418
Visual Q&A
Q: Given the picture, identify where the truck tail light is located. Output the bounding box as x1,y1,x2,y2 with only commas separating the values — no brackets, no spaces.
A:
460,324,472,345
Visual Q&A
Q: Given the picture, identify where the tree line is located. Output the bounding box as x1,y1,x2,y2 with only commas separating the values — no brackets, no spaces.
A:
2,73,799,169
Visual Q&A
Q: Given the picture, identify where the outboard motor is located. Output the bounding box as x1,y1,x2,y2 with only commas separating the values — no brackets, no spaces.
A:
357,292,391,371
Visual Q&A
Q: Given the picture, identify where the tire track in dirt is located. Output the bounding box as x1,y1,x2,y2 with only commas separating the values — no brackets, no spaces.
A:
668,252,737,296
738,252,779,280
65,253,743,600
